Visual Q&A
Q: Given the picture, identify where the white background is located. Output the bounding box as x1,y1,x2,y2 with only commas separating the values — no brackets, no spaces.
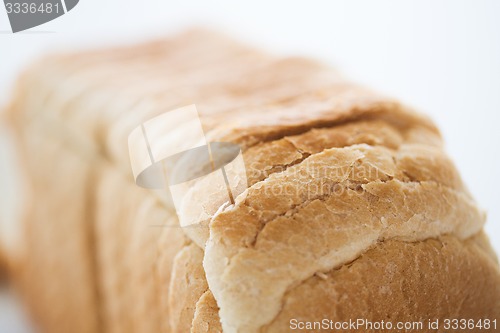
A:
0,2,499,329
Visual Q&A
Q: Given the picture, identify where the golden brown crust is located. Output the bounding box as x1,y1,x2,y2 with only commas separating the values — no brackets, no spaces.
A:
469,231,499,263
203,122,484,331
243,119,442,187
180,233,500,333
192,291,223,333
263,235,500,332
168,243,209,333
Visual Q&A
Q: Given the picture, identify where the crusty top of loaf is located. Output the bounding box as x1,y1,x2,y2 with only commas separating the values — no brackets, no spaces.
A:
8,29,493,333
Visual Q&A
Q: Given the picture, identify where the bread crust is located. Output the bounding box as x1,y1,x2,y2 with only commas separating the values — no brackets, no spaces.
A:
264,234,500,332
192,291,223,333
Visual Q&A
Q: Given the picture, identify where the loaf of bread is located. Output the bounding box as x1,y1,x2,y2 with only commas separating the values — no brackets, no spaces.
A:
5,29,500,333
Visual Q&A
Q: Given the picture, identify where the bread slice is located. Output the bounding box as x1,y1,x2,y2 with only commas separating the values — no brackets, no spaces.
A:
5,29,499,333
0,250,5,283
